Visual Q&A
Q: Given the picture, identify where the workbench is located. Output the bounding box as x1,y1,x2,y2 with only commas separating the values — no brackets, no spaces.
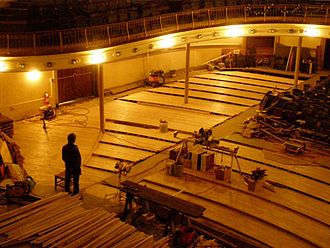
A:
120,180,205,233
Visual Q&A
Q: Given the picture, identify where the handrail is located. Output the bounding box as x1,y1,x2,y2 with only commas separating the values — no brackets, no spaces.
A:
0,4,328,57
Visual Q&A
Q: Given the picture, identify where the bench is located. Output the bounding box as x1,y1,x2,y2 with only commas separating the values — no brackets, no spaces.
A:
54,171,73,191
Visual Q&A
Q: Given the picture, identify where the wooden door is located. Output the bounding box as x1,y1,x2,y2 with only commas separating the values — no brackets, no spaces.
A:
57,66,96,103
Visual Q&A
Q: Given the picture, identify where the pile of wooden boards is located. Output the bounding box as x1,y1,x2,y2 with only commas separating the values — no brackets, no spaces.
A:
0,114,13,138
0,193,169,248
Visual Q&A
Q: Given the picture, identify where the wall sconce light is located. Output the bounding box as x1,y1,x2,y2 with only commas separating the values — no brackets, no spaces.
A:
115,51,121,57
269,28,276,33
213,32,219,37
71,59,78,64
133,47,139,53
46,62,53,67
288,29,295,33
18,63,25,69
149,44,154,49
181,37,186,42
249,29,256,34
196,34,202,39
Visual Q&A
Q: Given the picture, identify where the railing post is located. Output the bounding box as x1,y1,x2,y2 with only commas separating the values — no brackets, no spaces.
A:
208,9,211,26
244,6,247,23
6,34,9,55
143,19,147,38
175,13,179,31
225,8,228,23
304,7,307,23
84,28,88,48
283,6,286,22
264,6,266,22
160,16,163,32
325,7,328,23
59,32,63,53
33,33,36,55
126,22,130,41
106,25,111,46
192,11,195,29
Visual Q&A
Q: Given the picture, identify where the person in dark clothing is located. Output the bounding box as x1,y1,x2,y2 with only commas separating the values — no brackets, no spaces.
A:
62,133,81,195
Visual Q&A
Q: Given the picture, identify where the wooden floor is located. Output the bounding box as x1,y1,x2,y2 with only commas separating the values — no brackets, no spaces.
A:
10,69,330,247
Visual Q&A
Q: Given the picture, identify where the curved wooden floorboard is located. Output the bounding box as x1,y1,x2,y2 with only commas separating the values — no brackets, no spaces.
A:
163,81,265,100
184,77,280,94
120,91,247,116
212,142,330,203
217,140,330,190
142,174,329,247
215,71,301,85
100,132,174,153
93,143,154,163
144,87,259,106
183,168,330,227
197,74,291,90
140,179,318,248
104,122,190,142
104,100,228,134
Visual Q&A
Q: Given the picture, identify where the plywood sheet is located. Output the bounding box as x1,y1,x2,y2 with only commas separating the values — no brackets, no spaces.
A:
145,87,259,106
142,174,329,247
104,100,227,134
104,122,190,142
197,74,291,90
184,77,274,94
100,132,174,152
94,143,154,162
165,81,265,100
216,71,302,85
121,91,247,116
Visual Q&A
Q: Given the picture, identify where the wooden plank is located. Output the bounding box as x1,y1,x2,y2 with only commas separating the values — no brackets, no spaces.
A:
142,175,329,247
121,180,205,218
105,122,190,143
121,91,246,116
196,74,291,90
104,100,227,134
143,88,259,107
94,143,154,163
100,132,174,152
216,71,302,85
164,81,265,100
182,77,275,94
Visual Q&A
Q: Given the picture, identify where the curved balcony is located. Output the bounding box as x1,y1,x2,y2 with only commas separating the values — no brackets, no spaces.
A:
0,4,329,57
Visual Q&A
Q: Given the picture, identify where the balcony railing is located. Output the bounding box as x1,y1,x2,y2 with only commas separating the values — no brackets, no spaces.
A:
0,4,328,56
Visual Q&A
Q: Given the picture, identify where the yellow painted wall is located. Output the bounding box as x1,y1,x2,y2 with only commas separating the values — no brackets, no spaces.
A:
0,71,54,120
279,36,322,48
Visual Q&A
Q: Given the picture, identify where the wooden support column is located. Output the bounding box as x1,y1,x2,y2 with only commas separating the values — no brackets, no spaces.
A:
184,43,191,104
294,36,302,89
98,64,105,133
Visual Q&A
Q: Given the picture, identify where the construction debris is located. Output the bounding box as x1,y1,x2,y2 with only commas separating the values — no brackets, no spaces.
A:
243,75,330,147
0,192,169,248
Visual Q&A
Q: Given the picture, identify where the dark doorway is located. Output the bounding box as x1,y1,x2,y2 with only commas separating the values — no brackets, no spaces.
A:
323,39,330,70
57,65,96,104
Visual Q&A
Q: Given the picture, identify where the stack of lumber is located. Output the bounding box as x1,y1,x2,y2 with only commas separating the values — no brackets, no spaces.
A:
0,193,168,248
0,114,13,138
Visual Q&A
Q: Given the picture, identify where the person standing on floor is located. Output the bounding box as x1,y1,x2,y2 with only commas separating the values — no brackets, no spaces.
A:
62,133,81,195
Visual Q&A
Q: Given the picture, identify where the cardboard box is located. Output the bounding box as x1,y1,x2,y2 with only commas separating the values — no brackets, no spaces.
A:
201,152,215,172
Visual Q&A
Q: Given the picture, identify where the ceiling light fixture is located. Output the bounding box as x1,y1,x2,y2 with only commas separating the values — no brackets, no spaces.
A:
71,59,78,64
